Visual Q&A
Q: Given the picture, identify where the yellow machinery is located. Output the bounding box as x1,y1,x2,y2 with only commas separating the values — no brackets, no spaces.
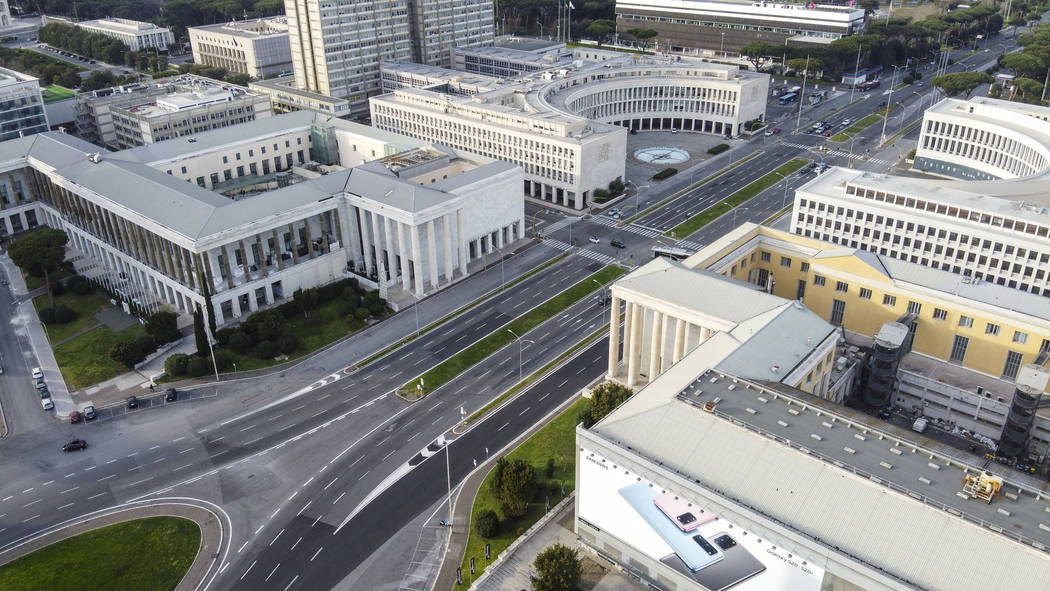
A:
962,471,1004,504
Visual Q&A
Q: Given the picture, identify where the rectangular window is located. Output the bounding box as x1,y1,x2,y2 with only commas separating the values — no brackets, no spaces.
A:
780,256,791,268
1013,331,1028,344
883,294,897,307
830,299,846,325
959,315,973,328
986,323,1001,336
813,275,826,286
796,279,806,300
859,287,872,300
760,251,771,262
933,308,947,320
907,301,922,315
835,281,848,293
800,262,810,272
949,335,969,364
195,176,205,187
181,166,187,174
1002,351,1024,380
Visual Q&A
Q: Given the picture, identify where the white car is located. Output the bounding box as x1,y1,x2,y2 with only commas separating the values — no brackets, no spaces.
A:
31,367,43,380
841,119,852,126
41,396,54,411
589,235,600,244
764,130,773,137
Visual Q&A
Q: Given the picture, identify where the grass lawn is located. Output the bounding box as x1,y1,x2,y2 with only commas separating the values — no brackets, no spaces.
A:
32,290,112,344
460,397,588,584
829,107,893,142
401,266,626,397
668,158,809,237
0,516,200,591
54,324,145,389
23,267,72,291
892,3,941,21
42,85,75,103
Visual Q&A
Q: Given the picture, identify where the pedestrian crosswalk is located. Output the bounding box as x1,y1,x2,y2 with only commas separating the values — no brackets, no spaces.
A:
540,215,581,234
591,215,664,238
676,240,704,251
781,141,893,167
542,238,618,265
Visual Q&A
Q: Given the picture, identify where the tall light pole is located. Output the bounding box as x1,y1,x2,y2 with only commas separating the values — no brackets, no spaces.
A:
506,328,533,383
732,206,749,228
592,279,611,324
720,32,725,57
411,290,423,336
771,171,792,208
880,65,903,146
795,55,811,133
494,245,506,291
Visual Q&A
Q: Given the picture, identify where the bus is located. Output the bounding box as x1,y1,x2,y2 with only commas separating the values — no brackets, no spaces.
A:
778,92,798,105
652,245,695,261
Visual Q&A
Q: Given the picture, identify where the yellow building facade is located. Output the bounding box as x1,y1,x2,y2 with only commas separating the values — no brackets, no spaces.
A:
688,224,1050,391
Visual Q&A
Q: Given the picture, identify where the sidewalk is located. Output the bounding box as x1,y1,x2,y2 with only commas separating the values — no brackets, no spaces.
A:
0,252,74,417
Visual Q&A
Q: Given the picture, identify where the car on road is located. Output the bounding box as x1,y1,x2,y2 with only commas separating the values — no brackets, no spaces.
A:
165,388,178,402
0,364,3,374
610,239,626,249
878,101,887,107
83,405,96,420
588,235,600,244
596,294,612,306
841,119,852,126
823,130,832,137
31,367,43,380
62,439,87,452
916,81,925,86
764,130,773,137
69,410,82,423
670,128,678,134
127,395,138,409
37,385,49,398
41,397,54,411
772,128,782,134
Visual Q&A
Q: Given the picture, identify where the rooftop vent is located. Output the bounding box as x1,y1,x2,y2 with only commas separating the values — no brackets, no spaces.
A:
88,153,102,163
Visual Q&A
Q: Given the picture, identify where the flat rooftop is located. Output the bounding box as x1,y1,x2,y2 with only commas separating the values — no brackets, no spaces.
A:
492,36,567,53
189,17,288,37
676,371,1050,552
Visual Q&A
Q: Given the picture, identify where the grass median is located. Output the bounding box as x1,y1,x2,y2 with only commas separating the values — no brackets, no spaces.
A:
0,516,199,591
829,106,894,142
400,265,625,399
459,397,587,585
667,158,809,238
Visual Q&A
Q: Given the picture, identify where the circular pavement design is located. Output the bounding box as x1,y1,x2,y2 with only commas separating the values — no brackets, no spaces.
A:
633,147,691,164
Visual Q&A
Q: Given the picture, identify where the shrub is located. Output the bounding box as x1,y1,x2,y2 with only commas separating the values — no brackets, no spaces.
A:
70,276,91,295
591,187,610,202
546,457,556,478
109,340,140,368
907,148,917,160
186,355,210,377
368,302,386,317
903,75,915,84
214,326,238,346
40,305,75,324
363,290,381,306
707,143,730,155
228,330,254,354
50,280,65,297
144,310,179,344
212,350,233,372
254,339,279,360
165,353,189,377
134,334,157,358
608,178,625,195
244,308,285,341
278,333,299,355
474,509,500,538
652,167,678,180
494,458,538,518
532,544,582,591
355,307,371,321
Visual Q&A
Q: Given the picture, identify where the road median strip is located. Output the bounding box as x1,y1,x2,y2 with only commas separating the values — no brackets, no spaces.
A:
829,105,895,142
667,158,809,238
624,152,760,225
399,266,625,399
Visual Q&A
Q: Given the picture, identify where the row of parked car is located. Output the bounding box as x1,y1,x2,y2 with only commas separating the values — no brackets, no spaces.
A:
38,44,97,65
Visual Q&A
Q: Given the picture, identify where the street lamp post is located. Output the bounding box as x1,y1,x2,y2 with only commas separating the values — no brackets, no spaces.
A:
411,291,424,336
592,279,611,324
720,32,725,57
506,328,533,383
771,171,792,208
880,65,903,145
732,206,749,228
494,245,506,291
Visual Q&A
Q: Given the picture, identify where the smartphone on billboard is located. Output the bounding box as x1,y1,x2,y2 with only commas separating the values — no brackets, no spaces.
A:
660,531,767,591
618,482,724,572
653,492,718,532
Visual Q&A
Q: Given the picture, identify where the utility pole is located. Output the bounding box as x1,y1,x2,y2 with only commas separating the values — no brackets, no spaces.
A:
795,55,810,133
849,44,862,104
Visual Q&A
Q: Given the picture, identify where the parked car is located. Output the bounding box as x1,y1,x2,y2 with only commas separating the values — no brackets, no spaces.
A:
83,405,96,420
588,235,600,244
69,411,82,424
38,385,49,398
62,439,87,452
165,388,178,402
31,367,43,380
0,364,3,374
610,239,626,249
670,128,678,134
127,395,138,409
41,397,54,411
878,101,887,107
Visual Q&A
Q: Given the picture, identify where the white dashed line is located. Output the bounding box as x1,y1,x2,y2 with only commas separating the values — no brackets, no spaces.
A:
60,486,79,494
265,563,280,582
270,529,284,546
240,560,256,580
297,501,312,517
173,463,192,472
310,547,324,562
284,575,299,591
88,492,106,500
497,422,510,431
323,477,338,491
97,474,115,482
179,448,194,454
23,499,41,508
57,502,74,510
333,492,346,504
129,477,153,486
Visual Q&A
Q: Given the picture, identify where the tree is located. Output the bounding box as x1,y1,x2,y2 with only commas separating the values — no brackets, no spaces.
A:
293,287,319,318
739,41,777,71
859,0,880,16
626,28,658,50
931,72,993,97
145,310,180,344
1001,51,1045,78
532,544,582,591
786,57,823,77
585,19,614,45
494,458,538,518
193,305,208,357
8,228,68,310
474,509,500,538
589,381,634,426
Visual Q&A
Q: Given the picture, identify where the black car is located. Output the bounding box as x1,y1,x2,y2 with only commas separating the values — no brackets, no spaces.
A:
165,388,178,402
127,395,138,409
610,239,626,249
596,294,612,306
62,439,87,452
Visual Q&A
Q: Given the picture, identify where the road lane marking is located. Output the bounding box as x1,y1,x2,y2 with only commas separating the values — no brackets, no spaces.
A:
539,393,550,401
240,560,256,580
311,409,325,418
497,422,509,431
173,436,186,442
22,514,39,523
42,480,54,486
333,492,346,504
244,437,262,446
148,445,161,451
105,459,117,464
432,417,442,425
407,432,420,442
428,401,444,412
270,529,284,546
237,541,250,553
284,575,299,591
97,474,115,482
63,473,75,479
254,524,266,535
60,486,79,494
23,499,41,508
153,457,166,464
126,452,138,457
88,492,106,500
349,455,364,468
173,463,192,472
1,496,10,501
519,407,531,416
297,501,312,517
311,513,324,527
57,502,74,510
382,449,396,461
270,508,280,519
310,547,324,562
240,424,256,432
323,477,338,491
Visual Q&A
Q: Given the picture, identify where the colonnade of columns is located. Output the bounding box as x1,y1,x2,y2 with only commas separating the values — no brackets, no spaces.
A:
525,179,583,210
607,295,715,388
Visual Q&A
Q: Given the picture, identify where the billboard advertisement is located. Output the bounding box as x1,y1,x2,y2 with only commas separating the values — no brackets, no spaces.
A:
578,448,825,591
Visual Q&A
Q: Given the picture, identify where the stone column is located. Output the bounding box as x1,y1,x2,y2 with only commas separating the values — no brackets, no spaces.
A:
411,225,424,297
649,311,663,381
626,303,643,388
287,223,300,264
426,219,439,289
398,221,411,291
700,326,712,343
661,316,675,373
370,212,385,283
457,211,468,275
271,228,285,270
219,246,234,289
673,318,687,364
443,214,454,282
608,295,622,377
382,215,396,283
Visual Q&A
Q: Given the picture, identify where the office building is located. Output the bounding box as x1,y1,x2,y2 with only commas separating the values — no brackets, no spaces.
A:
72,17,175,52
615,0,865,55
372,54,768,209
379,62,502,95
581,224,1050,591
188,17,293,79
0,1,10,28
283,0,494,118
452,36,572,77
0,111,523,326
248,77,352,118
74,76,272,150
0,66,49,142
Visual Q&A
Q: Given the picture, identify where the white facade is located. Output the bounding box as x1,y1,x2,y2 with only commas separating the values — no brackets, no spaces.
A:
453,37,572,77
3,112,523,327
188,17,293,79
0,66,48,142
410,0,494,68
75,17,175,51
793,97,1050,297
373,54,767,209
0,1,11,28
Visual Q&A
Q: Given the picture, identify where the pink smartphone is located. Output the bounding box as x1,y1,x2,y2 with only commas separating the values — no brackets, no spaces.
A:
654,492,718,532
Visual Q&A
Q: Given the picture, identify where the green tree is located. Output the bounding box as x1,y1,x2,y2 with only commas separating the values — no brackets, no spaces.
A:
144,310,180,343
493,458,538,518
739,41,778,71
626,27,658,50
589,381,634,425
293,287,320,318
787,57,823,77
859,0,880,15
585,19,615,45
473,509,500,538
931,71,993,97
8,228,68,310
532,544,582,591
193,305,208,357
1001,51,1045,78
